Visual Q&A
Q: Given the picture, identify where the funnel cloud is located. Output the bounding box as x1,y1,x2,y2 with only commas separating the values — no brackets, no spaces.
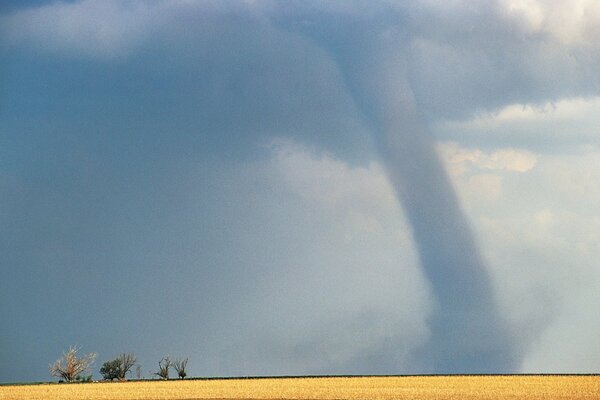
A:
371,67,516,373
278,16,517,372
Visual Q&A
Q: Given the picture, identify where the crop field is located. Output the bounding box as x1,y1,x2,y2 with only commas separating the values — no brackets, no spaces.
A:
1,375,599,400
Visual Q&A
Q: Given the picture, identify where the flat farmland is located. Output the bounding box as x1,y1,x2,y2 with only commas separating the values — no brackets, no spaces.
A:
1,375,599,400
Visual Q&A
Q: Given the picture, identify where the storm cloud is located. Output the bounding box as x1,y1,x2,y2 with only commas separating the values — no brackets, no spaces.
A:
2,0,600,382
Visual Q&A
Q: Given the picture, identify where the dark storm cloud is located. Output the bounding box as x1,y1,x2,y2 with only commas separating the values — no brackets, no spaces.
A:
0,1,380,382
3,0,600,382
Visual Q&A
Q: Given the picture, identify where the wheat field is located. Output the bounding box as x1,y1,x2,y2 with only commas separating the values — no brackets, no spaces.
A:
1,375,599,400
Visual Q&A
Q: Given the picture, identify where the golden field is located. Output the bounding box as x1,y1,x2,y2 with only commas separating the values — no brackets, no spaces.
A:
1,375,599,400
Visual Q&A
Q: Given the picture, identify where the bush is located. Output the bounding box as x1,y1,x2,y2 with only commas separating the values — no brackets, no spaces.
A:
76,374,93,383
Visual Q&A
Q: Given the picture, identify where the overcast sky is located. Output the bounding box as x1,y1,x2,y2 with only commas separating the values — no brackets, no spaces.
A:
2,0,600,382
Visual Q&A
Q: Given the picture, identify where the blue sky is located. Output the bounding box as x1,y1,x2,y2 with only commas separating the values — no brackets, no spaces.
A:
2,0,600,382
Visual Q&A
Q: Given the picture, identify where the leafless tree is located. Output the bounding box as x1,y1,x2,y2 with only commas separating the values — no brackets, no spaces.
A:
49,345,96,382
154,356,171,380
173,358,189,379
135,364,142,380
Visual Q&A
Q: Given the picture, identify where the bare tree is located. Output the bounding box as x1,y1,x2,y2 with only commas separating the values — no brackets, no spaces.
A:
135,364,142,380
173,358,189,379
49,345,96,383
154,356,171,380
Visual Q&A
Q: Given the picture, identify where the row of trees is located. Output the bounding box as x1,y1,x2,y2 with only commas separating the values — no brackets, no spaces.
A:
49,346,189,382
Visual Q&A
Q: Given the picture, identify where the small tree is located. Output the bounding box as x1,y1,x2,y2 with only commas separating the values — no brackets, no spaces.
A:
173,358,188,379
100,353,137,381
49,346,96,383
100,358,120,381
116,353,137,380
154,356,171,380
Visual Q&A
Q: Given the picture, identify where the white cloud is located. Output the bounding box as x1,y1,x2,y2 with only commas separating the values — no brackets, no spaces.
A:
437,141,537,174
434,97,600,149
504,0,545,32
436,141,538,206
486,149,538,172
502,0,600,44
469,97,600,124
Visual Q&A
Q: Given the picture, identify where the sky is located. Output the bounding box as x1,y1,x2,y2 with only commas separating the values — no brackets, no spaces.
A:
1,0,600,382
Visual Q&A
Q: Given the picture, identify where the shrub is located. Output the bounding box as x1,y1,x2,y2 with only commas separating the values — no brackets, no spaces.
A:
76,374,93,383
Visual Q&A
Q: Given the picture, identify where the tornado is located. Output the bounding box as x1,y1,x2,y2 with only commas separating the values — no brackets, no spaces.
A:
275,5,517,372
338,38,517,373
